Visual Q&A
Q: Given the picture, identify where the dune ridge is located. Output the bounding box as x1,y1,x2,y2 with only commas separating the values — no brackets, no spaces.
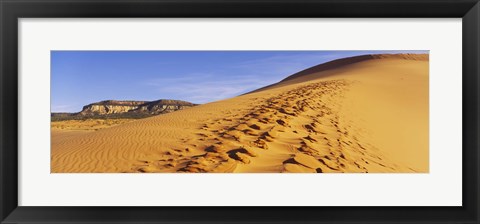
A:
249,53,428,94
51,53,429,173
281,53,428,82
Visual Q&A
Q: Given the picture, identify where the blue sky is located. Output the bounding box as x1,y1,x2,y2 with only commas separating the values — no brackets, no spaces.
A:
51,50,428,112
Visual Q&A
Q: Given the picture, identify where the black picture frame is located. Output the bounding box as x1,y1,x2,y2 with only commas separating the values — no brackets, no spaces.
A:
1,0,479,223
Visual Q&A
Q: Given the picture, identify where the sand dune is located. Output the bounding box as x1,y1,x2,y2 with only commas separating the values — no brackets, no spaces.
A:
51,119,136,131
51,54,429,173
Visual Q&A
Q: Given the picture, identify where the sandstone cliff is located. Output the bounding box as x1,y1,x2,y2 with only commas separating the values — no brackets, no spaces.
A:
79,99,196,115
52,99,197,121
133,99,196,114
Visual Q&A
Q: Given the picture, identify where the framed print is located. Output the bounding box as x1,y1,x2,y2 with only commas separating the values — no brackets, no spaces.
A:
1,0,479,223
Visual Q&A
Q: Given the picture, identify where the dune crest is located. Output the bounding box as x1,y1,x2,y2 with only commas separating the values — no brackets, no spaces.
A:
51,54,429,173
250,53,428,94
281,53,428,82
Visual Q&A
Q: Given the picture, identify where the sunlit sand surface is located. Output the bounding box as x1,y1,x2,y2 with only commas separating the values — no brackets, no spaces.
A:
51,54,429,173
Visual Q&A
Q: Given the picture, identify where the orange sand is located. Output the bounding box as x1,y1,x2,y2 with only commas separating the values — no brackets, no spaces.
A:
51,54,429,173
51,119,136,131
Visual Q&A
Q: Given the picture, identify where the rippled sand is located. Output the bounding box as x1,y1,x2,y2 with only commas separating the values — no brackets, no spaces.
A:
51,54,429,173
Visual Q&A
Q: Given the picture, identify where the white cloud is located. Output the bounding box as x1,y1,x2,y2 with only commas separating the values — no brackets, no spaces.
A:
145,74,275,104
51,104,75,113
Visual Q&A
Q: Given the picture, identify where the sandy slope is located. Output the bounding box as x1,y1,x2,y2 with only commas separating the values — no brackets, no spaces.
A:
51,119,136,131
51,54,429,173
